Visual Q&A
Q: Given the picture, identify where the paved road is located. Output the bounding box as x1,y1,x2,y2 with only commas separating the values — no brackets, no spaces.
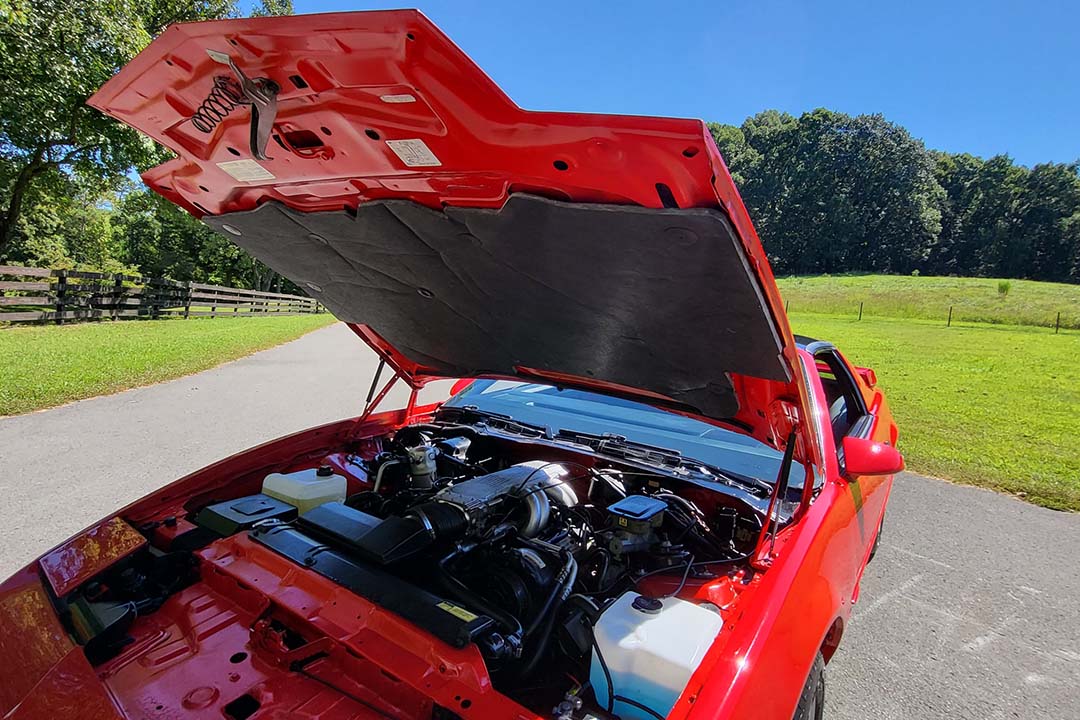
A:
0,322,409,575
1,322,1077,718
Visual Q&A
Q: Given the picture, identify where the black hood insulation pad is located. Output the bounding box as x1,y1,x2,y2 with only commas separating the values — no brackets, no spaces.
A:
206,194,788,418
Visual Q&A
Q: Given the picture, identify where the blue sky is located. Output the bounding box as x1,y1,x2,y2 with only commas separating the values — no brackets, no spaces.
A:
290,0,1078,167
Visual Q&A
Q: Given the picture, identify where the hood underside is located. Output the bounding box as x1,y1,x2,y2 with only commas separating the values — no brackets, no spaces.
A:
88,9,797,420
206,194,786,418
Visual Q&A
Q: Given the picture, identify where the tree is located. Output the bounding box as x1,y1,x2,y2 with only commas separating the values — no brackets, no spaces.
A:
711,109,942,275
113,187,292,290
252,0,294,17
1064,213,1080,282
928,152,986,275
1018,162,1080,282
0,0,245,259
0,0,144,256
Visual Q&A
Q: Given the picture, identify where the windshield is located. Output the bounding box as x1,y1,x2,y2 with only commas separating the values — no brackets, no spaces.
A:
444,380,806,487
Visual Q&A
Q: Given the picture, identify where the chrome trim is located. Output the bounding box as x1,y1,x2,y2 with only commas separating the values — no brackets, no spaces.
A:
798,355,828,489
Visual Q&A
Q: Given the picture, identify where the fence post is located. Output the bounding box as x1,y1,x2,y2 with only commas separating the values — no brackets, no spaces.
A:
184,281,192,319
54,269,67,325
858,301,863,321
1055,312,1061,334
112,273,124,321
785,300,789,314
947,306,953,327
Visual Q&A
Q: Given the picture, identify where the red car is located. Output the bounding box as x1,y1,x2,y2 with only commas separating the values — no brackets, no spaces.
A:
0,11,902,720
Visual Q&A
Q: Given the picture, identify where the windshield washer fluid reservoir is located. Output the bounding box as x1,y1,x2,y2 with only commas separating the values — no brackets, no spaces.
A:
590,591,724,720
262,465,346,514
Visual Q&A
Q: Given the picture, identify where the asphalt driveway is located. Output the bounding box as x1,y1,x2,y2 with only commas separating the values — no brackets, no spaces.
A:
0,322,1076,718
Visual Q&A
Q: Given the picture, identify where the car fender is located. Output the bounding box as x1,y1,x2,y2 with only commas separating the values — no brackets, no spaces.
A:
680,476,858,720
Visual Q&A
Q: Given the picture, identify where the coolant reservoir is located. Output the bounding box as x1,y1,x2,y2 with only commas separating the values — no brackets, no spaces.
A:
262,465,347,514
590,591,724,720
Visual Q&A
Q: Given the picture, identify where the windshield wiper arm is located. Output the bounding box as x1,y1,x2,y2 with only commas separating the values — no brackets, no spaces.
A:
553,429,773,495
553,429,681,465
436,406,551,439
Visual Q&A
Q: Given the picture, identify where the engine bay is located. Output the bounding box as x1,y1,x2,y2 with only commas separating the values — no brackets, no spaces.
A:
52,417,786,720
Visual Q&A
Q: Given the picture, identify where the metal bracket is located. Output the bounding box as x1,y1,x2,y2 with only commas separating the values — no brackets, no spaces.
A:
206,50,279,160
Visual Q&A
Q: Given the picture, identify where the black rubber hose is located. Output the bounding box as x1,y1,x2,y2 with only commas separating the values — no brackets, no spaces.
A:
523,547,574,637
586,619,615,713
518,555,577,677
613,695,666,720
437,550,523,638
518,598,561,676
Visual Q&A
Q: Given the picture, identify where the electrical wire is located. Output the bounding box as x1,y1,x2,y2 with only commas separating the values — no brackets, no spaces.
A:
586,619,667,719
613,694,666,720
657,554,695,599
585,620,615,713
632,555,753,587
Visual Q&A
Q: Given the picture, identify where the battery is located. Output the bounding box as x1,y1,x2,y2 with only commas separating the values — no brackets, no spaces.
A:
193,493,297,537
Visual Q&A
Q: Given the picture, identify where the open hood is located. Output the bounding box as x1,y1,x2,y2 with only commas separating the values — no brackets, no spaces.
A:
89,10,797,420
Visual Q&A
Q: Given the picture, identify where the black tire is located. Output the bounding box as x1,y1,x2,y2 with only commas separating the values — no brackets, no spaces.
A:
868,512,885,562
793,652,825,720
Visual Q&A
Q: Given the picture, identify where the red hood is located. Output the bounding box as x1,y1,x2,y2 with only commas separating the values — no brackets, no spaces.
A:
88,9,801,425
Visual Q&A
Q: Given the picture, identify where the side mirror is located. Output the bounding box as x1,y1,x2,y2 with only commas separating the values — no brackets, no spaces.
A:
842,436,904,478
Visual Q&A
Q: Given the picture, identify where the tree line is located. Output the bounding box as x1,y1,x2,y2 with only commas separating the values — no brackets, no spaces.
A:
2,3,1078,288
709,111,1080,282
0,0,296,291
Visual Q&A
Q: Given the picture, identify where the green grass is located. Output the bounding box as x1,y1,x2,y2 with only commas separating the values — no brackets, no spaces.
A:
777,274,1080,329
0,314,336,416
791,313,1080,511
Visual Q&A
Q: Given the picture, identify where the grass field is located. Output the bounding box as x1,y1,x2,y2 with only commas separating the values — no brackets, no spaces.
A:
791,313,1080,511
777,275,1080,329
0,314,335,416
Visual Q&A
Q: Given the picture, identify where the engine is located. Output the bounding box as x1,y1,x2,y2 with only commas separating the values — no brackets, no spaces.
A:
240,427,763,680
252,457,584,663
71,424,768,720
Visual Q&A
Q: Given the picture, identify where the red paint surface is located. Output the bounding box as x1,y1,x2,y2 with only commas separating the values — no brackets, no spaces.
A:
0,567,79,715
97,534,539,720
39,516,147,597
6,647,121,720
90,11,743,220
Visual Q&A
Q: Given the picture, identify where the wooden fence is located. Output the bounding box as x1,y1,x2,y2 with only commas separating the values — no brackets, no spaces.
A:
0,265,321,325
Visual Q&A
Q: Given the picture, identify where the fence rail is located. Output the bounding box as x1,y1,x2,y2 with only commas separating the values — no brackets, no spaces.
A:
0,265,321,326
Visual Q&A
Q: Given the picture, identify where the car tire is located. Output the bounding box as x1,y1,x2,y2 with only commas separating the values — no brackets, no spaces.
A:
793,652,825,720
868,513,884,562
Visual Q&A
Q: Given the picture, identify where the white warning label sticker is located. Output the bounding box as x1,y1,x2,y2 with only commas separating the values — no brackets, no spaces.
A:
385,139,441,167
216,159,276,183
379,93,417,104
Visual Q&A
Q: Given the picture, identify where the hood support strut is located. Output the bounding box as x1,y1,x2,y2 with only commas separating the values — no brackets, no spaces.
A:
752,427,798,569
359,366,400,423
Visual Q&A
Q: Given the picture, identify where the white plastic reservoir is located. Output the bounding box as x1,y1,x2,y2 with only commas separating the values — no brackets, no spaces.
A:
262,465,347,514
590,591,724,720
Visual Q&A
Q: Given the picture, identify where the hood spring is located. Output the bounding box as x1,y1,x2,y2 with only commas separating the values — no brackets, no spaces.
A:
189,76,246,134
